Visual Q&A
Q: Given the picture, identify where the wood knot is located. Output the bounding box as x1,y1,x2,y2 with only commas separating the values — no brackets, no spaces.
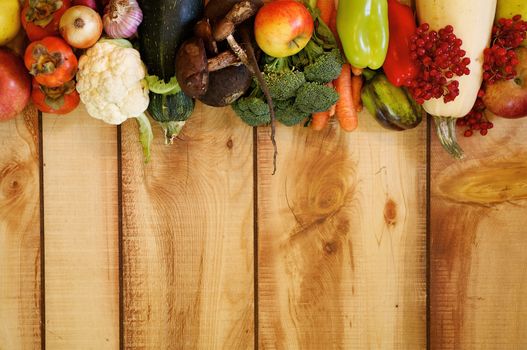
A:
1,162,28,202
323,241,338,255
383,198,397,226
336,218,350,234
437,159,527,205
226,138,233,149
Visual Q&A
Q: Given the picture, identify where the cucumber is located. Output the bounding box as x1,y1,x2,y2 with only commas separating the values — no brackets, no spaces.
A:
138,0,204,142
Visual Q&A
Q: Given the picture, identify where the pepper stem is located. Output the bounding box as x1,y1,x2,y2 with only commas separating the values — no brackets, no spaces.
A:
433,116,464,160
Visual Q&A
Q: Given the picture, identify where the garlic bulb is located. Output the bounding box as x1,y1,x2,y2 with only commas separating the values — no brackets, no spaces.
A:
103,0,143,39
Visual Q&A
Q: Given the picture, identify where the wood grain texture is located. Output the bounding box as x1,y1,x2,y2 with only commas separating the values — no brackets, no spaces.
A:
42,106,119,349
257,113,427,349
430,116,527,349
0,107,41,350
121,104,254,349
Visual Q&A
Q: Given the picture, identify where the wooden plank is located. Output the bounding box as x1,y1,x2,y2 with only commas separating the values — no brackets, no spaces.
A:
42,105,120,349
0,106,41,349
257,114,427,349
430,116,527,349
121,104,254,349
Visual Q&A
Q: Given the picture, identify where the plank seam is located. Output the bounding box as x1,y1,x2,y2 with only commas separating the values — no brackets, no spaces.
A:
117,125,124,350
426,116,431,350
38,112,46,350
253,127,259,350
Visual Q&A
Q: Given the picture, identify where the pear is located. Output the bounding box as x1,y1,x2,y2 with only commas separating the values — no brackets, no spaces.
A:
0,0,20,46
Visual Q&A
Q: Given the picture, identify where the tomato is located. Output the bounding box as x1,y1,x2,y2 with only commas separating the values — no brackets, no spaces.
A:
31,78,79,114
24,37,77,88
21,0,71,41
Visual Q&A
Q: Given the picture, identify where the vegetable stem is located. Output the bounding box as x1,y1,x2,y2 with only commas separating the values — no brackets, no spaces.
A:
135,113,154,163
160,121,186,144
433,116,464,160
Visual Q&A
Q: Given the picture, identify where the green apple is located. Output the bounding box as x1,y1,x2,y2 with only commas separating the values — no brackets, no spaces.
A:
496,0,527,46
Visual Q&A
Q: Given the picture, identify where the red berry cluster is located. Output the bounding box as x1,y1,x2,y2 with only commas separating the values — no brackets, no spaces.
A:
483,16,527,84
406,23,471,104
457,91,494,137
493,15,527,48
459,15,527,137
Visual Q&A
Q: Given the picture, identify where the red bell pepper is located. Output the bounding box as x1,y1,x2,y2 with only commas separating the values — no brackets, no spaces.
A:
383,0,419,87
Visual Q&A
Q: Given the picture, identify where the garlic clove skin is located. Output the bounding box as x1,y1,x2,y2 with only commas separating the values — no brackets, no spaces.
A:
103,0,143,39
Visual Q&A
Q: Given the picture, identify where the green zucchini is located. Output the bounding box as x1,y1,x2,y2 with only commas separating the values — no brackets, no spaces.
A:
138,0,204,143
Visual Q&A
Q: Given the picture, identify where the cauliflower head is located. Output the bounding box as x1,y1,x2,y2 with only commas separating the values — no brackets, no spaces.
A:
76,40,149,125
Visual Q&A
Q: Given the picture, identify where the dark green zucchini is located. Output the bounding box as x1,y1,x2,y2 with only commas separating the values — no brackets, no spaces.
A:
138,0,203,142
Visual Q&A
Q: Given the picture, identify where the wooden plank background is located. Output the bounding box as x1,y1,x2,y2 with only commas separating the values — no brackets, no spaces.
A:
257,116,426,349
0,106,41,350
42,107,119,348
1,100,526,350
430,116,527,349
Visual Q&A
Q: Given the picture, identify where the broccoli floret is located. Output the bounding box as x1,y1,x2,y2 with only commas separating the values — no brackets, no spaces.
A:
294,82,339,114
232,80,272,127
303,48,344,83
263,57,306,100
274,99,310,126
232,93,271,127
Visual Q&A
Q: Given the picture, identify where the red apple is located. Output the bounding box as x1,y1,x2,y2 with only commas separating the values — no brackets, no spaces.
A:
254,0,314,58
0,48,31,122
484,47,527,119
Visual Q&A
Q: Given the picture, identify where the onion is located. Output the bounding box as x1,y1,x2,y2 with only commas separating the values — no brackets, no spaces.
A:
59,6,103,49
103,0,142,39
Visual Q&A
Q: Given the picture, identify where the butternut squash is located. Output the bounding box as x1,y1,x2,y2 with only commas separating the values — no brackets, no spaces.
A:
416,0,497,158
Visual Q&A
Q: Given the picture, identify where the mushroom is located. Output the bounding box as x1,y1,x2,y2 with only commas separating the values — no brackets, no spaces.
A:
194,19,218,55
212,0,260,71
198,65,253,107
175,37,244,99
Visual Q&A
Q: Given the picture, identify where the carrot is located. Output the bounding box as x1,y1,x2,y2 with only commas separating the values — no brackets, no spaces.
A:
351,75,363,112
334,64,358,132
316,0,335,25
329,9,338,37
351,66,363,76
311,111,331,130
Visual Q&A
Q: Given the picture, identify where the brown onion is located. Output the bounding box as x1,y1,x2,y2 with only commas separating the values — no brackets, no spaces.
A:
59,6,103,49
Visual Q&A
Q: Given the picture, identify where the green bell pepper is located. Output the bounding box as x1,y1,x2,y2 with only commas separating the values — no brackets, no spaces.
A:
337,0,389,70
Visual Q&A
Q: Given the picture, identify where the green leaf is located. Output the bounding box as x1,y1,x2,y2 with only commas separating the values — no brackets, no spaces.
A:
145,76,181,95
135,113,154,163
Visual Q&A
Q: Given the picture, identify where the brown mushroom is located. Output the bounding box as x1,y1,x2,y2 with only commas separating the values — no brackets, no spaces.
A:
198,65,253,107
204,0,263,21
194,19,218,55
175,38,243,99
212,0,260,70
175,37,209,99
